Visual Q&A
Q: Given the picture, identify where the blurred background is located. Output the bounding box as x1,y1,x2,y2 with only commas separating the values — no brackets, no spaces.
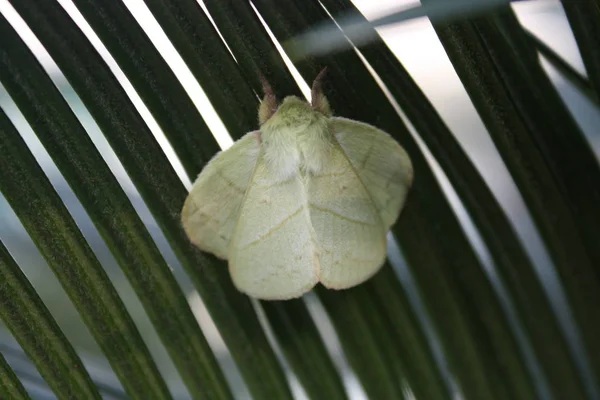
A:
1,0,599,398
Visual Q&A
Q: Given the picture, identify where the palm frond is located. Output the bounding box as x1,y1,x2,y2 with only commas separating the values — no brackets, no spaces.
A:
1,0,599,399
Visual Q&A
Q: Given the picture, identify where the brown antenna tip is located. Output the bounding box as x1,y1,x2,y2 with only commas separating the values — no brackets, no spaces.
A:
311,67,328,96
311,67,331,115
258,73,278,125
258,73,275,98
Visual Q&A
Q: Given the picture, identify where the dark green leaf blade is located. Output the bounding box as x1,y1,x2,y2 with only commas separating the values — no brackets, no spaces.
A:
424,5,600,389
0,350,30,400
261,300,349,400
202,0,303,98
367,265,452,400
253,1,538,399
143,0,259,135
0,350,29,400
561,0,600,99
285,0,518,58
6,1,293,398
119,2,352,398
200,3,452,398
526,30,598,105
0,17,232,400
316,281,407,399
70,0,221,178
474,9,600,272
0,240,99,400
0,107,172,400
0,337,30,400
0,339,128,400
319,1,589,398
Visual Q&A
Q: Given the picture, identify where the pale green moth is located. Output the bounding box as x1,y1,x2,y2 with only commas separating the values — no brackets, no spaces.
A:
181,70,413,300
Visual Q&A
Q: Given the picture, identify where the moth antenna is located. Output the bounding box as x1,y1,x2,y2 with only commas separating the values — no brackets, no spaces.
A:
258,73,278,125
311,67,331,116
259,73,275,99
311,67,328,96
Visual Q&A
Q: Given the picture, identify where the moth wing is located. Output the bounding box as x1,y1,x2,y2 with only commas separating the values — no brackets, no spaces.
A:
181,131,261,259
308,143,387,290
332,117,413,230
229,154,319,300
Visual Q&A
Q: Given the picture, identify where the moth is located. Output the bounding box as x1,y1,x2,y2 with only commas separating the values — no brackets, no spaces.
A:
181,69,413,300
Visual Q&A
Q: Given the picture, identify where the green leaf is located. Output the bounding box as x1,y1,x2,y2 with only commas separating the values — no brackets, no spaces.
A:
253,1,538,398
62,1,349,398
0,340,128,400
3,1,598,399
199,3,452,398
319,0,590,398
476,9,600,270
0,16,232,400
424,3,600,388
0,105,172,399
143,0,259,135
0,240,99,400
367,265,452,400
7,1,293,398
70,0,221,179
284,0,520,58
0,332,31,400
526,29,598,105
261,300,349,400
561,0,600,99
0,356,28,400
202,0,303,98
316,283,407,399
0,354,28,400
132,2,352,398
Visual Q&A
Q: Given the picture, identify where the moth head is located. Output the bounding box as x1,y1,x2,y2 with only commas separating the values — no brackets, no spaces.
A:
258,68,331,126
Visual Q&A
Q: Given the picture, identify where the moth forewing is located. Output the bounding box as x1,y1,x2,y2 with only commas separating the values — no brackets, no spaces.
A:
181,131,261,259
307,141,388,290
332,117,414,230
228,152,320,300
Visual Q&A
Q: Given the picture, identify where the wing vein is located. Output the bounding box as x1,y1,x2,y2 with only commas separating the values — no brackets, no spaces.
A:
309,203,376,226
240,206,304,249
359,138,376,169
216,169,246,193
